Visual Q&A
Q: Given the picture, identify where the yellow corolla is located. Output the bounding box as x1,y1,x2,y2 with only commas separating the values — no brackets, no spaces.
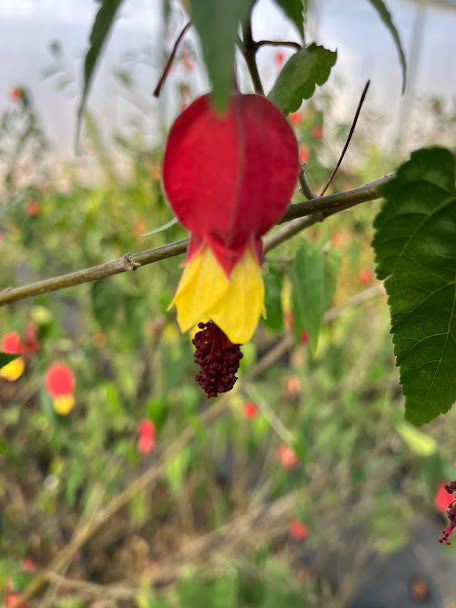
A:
170,246,265,344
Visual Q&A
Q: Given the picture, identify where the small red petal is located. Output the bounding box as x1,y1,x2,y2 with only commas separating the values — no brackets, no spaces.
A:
300,145,309,163
25,200,40,216
288,519,309,540
45,363,75,398
435,481,454,513
21,556,37,572
1,332,22,354
274,51,285,69
289,112,301,125
138,434,155,454
312,124,323,140
138,418,155,438
278,444,299,471
243,401,258,419
359,268,374,284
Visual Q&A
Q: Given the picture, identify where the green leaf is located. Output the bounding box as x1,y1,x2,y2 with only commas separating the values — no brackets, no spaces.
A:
365,0,406,93
0,437,7,455
289,241,340,352
395,421,437,456
76,0,124,145
373,147,456,425
91,279,123,331
0,352,17,367
263,267,284,331
268,44,337,114
189,0,250,112
272,0,304,38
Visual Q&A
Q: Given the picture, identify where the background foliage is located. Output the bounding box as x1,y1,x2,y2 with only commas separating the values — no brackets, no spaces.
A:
1,0,456,606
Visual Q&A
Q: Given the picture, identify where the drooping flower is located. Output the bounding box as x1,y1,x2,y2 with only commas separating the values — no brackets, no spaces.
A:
0,331,25,381
138,418,155,454
45,363,76,415
163,93,298,396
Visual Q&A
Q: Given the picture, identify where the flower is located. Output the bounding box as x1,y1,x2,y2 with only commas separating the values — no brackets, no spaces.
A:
138,418,155,454
359,268,374,284
8,87,23,102
312,124,323,140
435,481,453,513
45,363,76,415
163,94,298,396
5,593,26,608
289,112,301,125
243,400,258,419
21,556,37,572
25,200,40,216
278,444,299,471
274,50,285,70
300,145,309,163
0,332,25,381
288,519,309,540
439,480,456,545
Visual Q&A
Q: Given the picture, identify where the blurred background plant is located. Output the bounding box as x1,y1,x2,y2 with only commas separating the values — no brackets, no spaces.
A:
1,1,456,606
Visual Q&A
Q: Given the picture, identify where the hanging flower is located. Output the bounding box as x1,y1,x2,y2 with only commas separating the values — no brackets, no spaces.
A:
45,363,76,415
0,332,25,381
163,93,298,396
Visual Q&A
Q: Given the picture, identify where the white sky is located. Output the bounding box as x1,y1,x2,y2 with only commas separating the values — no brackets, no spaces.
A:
0,0,455,158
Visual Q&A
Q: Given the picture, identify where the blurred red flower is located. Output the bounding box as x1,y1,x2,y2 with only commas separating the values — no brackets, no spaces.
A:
138,418,155,454
21,556,36,572
312,124,323,140
289,112,301,125
274,50,285,69
1,332,22,354
9,87,23,102
45,363,76,415
288,519,309,540
278,444,299,471
300,145,309,163
25,200,40,216
435,481,454,513
359,268,374,284
5,593,26,608
46,363,75,397
243,401,258,419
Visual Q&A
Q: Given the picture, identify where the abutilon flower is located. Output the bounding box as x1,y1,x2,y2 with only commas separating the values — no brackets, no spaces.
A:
45,363,76,415
163,93,298,396
0,332,25,381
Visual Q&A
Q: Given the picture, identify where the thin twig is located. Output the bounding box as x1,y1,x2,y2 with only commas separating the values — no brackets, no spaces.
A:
0,175,393,307
320,80,371,196
254,40,301,51
241,13,264,95
298,161,316,199
153,20,192,98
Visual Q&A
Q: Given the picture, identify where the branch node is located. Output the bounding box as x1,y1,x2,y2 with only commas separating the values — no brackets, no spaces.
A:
123,254,140,271
298,162,316,200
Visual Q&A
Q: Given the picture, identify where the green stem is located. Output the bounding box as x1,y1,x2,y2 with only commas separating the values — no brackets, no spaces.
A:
0,174,394,307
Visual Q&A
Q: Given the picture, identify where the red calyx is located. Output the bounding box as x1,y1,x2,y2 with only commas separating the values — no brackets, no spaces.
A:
162,94,298,275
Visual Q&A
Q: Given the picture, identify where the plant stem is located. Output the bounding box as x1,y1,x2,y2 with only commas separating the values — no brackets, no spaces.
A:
241,12,264,95
0,174,394,307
